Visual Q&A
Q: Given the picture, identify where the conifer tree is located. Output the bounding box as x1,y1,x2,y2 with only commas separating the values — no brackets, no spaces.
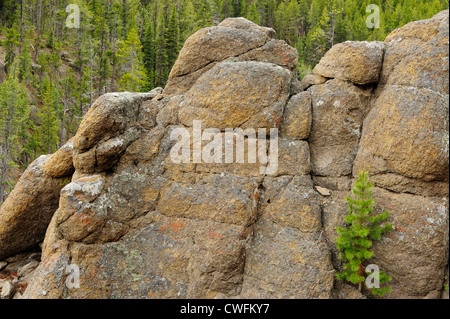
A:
336,171,393,297
4,26,20,74
180,0,196,39
0,76,29,204
117,27,147,92
195,0,213,30
166,5,180,74
18,39,32,82
154,13,168,87
245,1,260,24
142,21,156,90
38,77,60,154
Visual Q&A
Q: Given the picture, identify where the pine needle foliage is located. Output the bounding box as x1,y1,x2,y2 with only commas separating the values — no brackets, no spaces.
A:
336,171,393,297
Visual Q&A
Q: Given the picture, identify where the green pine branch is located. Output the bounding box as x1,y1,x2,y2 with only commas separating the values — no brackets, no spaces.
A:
336,171,393,297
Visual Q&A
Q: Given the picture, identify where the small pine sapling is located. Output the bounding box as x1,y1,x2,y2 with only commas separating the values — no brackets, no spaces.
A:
336,171,393,297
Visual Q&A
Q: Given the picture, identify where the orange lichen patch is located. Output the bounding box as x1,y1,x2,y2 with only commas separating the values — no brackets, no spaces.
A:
15,282,28,294
75,210,94,228
389,206,446,237
158,220,186,242
80,176,102,182
0,270,30,295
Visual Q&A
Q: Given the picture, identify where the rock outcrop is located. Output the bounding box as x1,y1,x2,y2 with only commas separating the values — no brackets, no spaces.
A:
0,155,70,260
0,13,448,299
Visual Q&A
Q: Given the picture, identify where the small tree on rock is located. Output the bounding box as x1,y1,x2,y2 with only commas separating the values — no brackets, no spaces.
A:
336,171,393,297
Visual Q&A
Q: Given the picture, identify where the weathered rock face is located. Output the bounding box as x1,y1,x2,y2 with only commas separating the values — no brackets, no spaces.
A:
43,139,75,178
164,17,298,96
1,13,449,299
313,41,385,85
378,10,449,95
353,86,449,196
0,156,70,260
179,61,292,129
308,79,372,177
353,10,449,198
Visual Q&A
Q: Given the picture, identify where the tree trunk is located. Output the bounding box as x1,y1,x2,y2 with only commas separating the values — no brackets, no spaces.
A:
34,0,42,63
19,0,24,53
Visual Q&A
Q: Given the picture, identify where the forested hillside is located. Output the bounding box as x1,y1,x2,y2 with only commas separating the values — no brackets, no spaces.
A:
0,0,448,204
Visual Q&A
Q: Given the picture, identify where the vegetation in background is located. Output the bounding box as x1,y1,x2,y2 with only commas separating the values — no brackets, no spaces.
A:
336,171,393,297
0,0,448,203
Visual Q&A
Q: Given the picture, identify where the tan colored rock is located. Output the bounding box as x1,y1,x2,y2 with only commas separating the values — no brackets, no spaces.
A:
0,155,69,259
16,13,450,300
179,61,291,130
308,79,372,177
96,126,142,171
55,176,108,243
312,176,352,191
164,62,218,96
315,186,331,196
72,147,96,174
276,139,310,176
313,41,385,85
333,282,366,299
164,17,296,95
117,126,166,167
73,91,159,151
280,91,312,140
156,95,184,127
239,176,335,298
157,174,258,226
235,39,299,73
137,94,166,130
379,10,449,94
218,17,276,38
192,131,270,178
299,74,328,91
165,25,269,94
353,85,449,196
42,138,75,178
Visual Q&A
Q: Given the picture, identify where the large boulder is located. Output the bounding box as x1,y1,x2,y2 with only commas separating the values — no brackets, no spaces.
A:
353,85,449,196
378,10,449,95
42,139,75,178
239,176,334,298
312,41,385,85
164,18,297,96
308,79,372,177
179,61,292,130
353,11,449,198
0,156,69,260
280,91,312,140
